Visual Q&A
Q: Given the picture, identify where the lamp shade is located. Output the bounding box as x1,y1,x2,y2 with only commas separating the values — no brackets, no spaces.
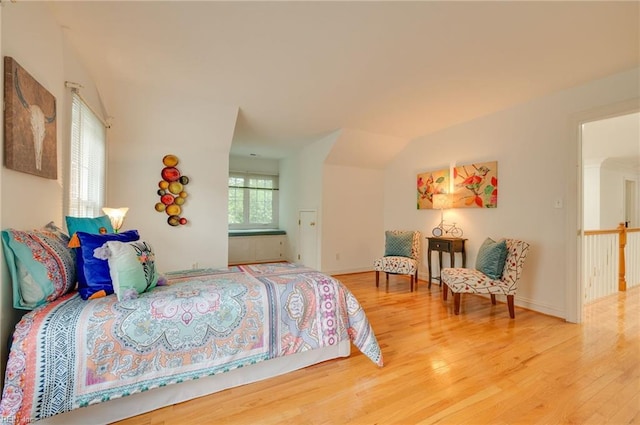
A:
102,207,129,232
432,194,451,210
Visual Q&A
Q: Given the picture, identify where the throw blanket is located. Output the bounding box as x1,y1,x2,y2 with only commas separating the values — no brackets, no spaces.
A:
1,263,382,424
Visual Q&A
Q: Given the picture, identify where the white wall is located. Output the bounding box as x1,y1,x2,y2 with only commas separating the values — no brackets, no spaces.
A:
384,68,639,319
106,82,238,272
583,160,639,231
279,132,336,264
583,163,601,230
1,3,65,230
600,161,639,229
582,160,640,230
0,2,105,381
600,165,625,229
321,164,384,274
229,155,279,175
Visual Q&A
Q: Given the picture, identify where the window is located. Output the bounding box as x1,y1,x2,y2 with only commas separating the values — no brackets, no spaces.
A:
228,173,279,229
68,92,107,217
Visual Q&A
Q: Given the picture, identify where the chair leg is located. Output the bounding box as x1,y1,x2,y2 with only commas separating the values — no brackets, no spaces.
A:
442,283,449,301
385,273,389,292
507,295,515,319
453,293,461,315
415,271,418,291
410,275,414,292
376,271,379,288
490,294,497,305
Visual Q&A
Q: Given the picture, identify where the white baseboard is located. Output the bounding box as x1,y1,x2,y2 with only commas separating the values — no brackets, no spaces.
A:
325,267,374,276
439,291,566,320
418,272,565,319
331,269,567,320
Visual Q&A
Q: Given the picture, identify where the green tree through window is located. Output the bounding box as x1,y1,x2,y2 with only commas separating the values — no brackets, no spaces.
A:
228,173,278,229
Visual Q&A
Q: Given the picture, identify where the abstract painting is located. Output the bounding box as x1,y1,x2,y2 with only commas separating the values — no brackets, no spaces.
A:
452,161,498,208
4,56,57,179
417,168,450,209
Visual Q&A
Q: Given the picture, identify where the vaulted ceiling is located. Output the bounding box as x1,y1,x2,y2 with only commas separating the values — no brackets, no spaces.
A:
49,1,639,162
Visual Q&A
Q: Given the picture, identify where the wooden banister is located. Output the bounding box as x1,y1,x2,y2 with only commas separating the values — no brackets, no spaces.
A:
618,222,627,291
584,224,640,293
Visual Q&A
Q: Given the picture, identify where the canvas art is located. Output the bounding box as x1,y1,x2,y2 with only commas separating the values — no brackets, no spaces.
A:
4,57,57,179
417,168,450,209
452,161,498,208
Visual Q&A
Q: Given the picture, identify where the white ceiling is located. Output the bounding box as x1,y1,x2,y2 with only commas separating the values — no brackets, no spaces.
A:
48,1,640,161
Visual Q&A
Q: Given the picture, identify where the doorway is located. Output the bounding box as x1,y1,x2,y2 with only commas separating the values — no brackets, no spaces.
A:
625,178,637,228
580,109,640,319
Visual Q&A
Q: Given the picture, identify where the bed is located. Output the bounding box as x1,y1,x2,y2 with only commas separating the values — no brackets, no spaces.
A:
0,262,383,425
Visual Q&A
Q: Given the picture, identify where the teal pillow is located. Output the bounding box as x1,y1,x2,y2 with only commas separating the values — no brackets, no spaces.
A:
1,227,76,310
104,240,159,301
65,215,114,238
384,231,414,258
475,238,508,279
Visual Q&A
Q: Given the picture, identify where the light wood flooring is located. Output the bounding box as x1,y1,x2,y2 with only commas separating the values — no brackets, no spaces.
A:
115,272,640,425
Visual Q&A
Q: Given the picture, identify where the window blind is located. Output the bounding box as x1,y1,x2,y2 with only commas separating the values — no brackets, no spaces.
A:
68,92,107,217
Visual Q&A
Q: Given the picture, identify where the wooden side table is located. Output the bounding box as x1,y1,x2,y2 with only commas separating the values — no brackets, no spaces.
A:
427,237,467,289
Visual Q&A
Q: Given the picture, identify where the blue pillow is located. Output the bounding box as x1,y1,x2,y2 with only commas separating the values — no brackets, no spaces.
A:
475,238,508,279
65,215,114,238
1,227,76,310
75,230,139,300
384,231,414,258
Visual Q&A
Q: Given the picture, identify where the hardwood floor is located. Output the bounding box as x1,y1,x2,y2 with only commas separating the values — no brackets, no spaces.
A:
115,272,639,425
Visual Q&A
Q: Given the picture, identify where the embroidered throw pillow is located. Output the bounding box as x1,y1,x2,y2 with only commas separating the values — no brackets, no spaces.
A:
384,231,414,258
475,237,508,280
1,227,76,310
103,240,159,301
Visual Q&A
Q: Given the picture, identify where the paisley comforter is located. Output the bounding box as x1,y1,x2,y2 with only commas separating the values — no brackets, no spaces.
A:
0,263,382,424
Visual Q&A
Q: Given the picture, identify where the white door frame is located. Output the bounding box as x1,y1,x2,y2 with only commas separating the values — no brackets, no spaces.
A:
571,98,639,323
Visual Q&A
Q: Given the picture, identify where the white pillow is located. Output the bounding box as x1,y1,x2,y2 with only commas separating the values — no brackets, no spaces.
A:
103,240,159,301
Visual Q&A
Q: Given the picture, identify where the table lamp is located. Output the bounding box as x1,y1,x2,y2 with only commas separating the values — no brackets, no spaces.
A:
432,193,451,225
102,207,129,233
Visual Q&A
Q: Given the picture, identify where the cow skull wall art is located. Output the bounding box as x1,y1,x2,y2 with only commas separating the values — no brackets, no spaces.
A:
4,56,57,179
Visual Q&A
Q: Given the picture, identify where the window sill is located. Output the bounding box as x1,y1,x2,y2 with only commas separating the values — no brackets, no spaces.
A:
229,229,286,237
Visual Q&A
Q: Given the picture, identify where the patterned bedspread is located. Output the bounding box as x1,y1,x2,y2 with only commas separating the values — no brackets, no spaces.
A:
0,263,382,424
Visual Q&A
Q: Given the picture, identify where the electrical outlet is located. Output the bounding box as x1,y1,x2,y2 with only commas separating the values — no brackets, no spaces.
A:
554,198,563,209
335,253,340,261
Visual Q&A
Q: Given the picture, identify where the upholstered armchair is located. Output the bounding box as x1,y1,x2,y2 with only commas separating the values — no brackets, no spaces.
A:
373,230,421,292
441,238,529,318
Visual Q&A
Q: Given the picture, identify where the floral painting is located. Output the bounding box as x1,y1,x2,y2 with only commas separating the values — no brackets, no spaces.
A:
417,168,450,209
452,161,498,208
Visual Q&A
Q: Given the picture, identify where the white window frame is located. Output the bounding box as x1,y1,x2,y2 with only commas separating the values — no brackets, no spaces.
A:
68,91,107,218
228,172,279,230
